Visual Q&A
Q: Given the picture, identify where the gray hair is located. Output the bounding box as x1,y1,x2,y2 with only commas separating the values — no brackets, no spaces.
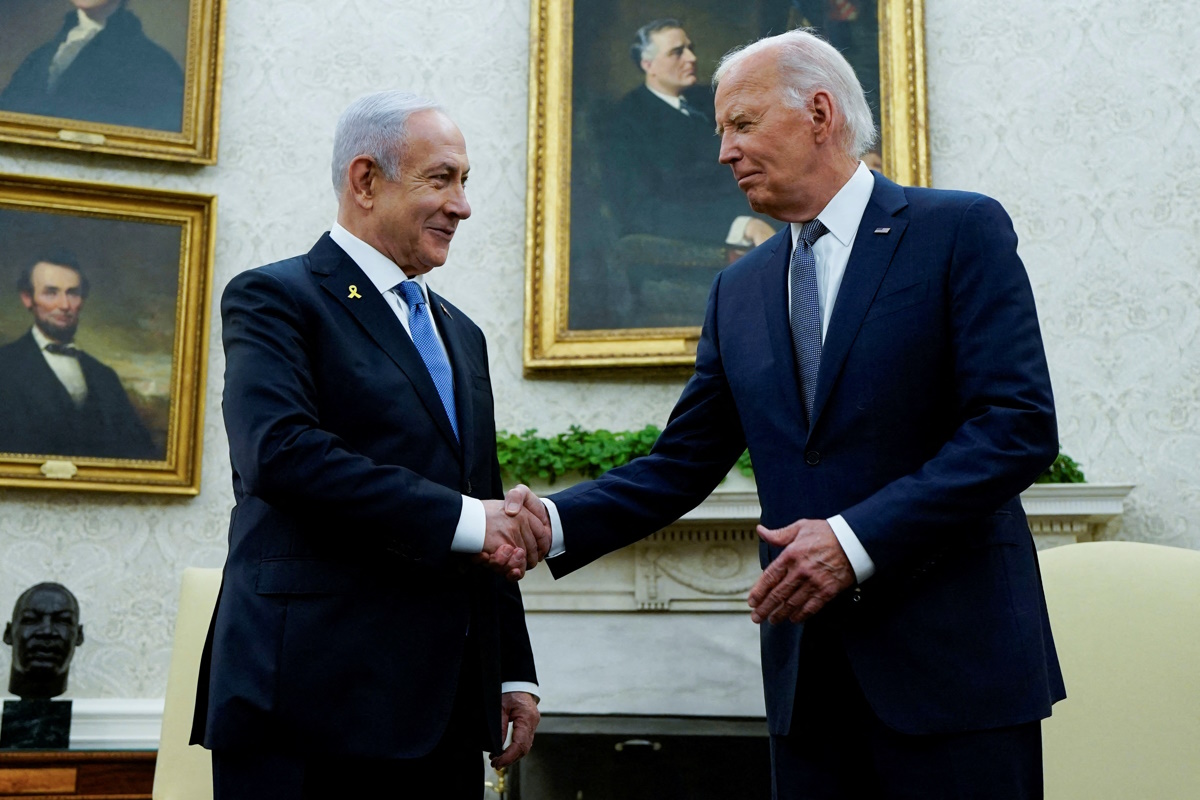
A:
331,90,442,195
630,18,683,69
714,29,877,159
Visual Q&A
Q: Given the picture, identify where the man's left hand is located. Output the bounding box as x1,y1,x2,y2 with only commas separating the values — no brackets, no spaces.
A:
749,519,855,624
490,691,540,769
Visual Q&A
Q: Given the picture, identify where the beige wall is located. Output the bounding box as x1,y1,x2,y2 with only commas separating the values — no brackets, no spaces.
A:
0,0,1195,697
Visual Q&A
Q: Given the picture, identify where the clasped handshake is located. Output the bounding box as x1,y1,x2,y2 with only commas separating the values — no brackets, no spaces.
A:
476,484,551,581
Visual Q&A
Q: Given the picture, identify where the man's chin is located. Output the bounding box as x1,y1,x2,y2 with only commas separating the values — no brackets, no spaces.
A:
35,320,78,343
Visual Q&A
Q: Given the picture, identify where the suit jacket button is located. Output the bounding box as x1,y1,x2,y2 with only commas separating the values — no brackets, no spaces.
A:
805,450,821,465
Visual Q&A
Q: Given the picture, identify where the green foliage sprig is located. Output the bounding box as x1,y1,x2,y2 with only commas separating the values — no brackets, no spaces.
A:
496,425,661,485
1034,450,1087,484
498,427,1086,486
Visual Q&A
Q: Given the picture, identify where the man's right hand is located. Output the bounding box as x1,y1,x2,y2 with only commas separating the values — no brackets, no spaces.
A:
479,484,550,579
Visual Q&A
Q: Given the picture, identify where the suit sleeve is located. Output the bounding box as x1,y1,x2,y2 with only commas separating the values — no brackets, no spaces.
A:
548,273,748,577
840,196,1058,572
221,268,463,566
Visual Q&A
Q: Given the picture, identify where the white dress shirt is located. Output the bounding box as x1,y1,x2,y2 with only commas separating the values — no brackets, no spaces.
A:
32,325,87,407
546,162,878,584
786,161,877,583
329,223,538,700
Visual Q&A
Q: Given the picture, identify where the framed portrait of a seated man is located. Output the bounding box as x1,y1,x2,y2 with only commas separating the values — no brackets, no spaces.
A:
0,0,224,164
524,0,928,370
0,173,215,494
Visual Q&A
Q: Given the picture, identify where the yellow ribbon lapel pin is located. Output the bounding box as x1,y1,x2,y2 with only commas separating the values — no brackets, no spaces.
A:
347,285,362,299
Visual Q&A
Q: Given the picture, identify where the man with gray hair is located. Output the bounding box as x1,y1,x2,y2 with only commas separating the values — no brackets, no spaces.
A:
191,90,547,799
521,27,1063,798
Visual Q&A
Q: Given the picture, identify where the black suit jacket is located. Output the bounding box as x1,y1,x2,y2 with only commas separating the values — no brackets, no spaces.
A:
0,9,184,131
548,175,1065,737
191,234,536,759
605,85,756,242
0,331,157,460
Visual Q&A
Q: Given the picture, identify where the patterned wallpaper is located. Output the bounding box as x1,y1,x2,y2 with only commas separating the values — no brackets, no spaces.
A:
0,0,1194,698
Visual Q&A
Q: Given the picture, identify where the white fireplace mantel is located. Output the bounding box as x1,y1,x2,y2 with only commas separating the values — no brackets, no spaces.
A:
519,478,1134,614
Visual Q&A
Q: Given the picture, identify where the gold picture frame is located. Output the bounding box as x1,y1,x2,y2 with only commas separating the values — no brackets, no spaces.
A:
0,173,216,494
0,0,225,164
524,0,929,370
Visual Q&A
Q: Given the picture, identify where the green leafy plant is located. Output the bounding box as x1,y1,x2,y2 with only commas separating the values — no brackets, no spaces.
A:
498,427,1085,485
1035,451,1087,484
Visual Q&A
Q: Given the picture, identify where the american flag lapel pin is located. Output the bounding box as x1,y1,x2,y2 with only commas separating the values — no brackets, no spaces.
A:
439,302,452,318
874,227,891,234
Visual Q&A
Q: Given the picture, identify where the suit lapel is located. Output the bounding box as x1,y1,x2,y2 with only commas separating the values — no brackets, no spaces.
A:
751,232,809,434
809,177,909,430
429,290,476,476
312,236,461,456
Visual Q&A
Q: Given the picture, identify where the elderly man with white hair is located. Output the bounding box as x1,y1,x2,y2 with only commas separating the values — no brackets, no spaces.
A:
522,28,1063,798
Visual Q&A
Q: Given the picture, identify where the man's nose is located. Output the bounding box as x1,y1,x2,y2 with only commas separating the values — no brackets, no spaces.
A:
447,189,471,220
718,134,738,164
683,47,697,63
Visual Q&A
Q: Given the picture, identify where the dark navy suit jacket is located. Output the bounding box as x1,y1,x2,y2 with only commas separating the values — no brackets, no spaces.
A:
0,9,184,131
0,331,157,460
548,174,1065,736
191,235,536,758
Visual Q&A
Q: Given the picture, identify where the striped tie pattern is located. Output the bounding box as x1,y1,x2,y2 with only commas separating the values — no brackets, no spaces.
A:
397,280,459,441
789,219,828,423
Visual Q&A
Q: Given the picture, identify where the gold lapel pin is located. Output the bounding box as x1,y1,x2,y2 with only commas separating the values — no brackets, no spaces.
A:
440,302,452,318
347,285,362,299
874,227,891,234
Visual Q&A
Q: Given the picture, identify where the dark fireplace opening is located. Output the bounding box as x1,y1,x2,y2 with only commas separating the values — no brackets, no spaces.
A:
509,715,770,799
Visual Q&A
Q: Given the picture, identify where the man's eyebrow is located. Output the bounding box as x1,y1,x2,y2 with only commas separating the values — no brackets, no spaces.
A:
715,110,744,135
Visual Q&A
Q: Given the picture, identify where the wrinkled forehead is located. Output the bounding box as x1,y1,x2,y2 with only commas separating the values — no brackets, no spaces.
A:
715,66,783,120
649,27,689,52
402,110,470,171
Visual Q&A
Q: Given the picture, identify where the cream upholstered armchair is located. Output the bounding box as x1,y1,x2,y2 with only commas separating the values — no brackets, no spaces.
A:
153,567,221,800
1039,541,1200,799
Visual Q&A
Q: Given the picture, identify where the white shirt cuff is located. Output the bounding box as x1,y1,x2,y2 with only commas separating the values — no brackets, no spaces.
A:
501,681,541,702
541,497,566,558
828,514,875,583
725,216,753,246
450,495,485,553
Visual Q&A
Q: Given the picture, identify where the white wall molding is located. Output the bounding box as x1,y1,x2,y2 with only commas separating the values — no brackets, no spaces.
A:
66,698,163,750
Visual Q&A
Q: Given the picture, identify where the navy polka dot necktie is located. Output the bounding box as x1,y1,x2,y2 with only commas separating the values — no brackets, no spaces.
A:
789,219,828,424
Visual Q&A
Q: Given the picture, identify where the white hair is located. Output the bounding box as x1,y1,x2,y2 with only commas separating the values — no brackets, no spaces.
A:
331,90,442,196
713,29,877,159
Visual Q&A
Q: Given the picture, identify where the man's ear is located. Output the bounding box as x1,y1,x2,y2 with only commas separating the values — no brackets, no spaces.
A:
75,625,84,646
345,156,378,210
3,623,12,646
641,58,653,74
18,292,32,311
810,90,836,145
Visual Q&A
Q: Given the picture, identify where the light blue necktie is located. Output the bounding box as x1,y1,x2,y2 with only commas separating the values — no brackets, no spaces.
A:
789,219,828,424
397,280,459,441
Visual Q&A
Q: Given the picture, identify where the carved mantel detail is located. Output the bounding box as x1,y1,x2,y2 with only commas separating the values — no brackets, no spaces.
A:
520,480,1134,613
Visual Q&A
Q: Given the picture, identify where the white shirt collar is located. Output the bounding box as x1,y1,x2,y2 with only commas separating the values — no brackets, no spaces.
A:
646,85,683,111
791,161,876,250
70,9,106,38
329,222,429,301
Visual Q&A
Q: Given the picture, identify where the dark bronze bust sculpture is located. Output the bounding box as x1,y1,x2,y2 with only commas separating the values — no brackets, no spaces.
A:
3,583,84,700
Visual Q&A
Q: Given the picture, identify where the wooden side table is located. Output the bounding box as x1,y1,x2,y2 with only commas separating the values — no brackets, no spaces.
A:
0,751,154,799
